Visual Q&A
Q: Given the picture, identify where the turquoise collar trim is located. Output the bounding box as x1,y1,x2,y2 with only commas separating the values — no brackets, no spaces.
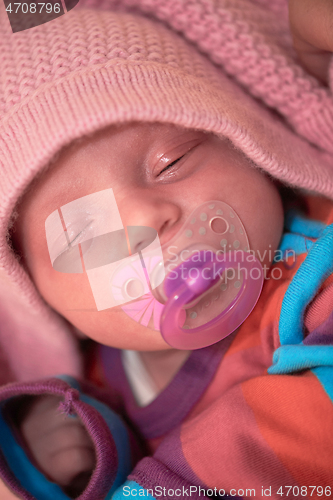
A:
268,222,333,377
277,223,333,347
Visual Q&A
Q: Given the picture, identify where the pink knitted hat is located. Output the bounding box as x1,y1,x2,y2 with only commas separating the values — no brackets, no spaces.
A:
0,0,333,383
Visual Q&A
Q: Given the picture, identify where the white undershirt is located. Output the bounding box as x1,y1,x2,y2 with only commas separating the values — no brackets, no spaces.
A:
121,350,160,407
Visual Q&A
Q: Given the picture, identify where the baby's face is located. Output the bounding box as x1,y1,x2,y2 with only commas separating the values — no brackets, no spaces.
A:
14,122,283,351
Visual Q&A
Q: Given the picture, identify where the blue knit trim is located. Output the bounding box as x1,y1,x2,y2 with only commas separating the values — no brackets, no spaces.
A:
277,233,314,258
273,209,324,263
278,224,333,347
268,344,333,374
311,367,333,403
284,210,326,238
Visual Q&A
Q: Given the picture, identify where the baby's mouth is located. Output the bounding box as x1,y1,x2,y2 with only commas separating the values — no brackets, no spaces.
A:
120,200,251,333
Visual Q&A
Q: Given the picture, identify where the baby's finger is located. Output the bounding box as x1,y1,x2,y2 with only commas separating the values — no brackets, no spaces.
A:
40,421,96,486
289,0,333,83
21,396,95,489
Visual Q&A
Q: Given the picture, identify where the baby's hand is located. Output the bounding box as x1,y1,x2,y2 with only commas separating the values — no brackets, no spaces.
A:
289,0,333,84
20,396,96,497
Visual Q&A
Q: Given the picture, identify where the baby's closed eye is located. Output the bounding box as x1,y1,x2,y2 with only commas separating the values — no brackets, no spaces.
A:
154,135,206,179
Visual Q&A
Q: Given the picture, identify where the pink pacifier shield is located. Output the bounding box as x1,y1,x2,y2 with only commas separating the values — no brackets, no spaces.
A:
152,201,251,327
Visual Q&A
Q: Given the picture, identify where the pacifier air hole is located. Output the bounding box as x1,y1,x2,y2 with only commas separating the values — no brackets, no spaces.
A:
210,217,228,234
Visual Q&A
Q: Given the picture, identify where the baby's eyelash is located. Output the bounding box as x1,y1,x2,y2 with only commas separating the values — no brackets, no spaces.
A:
158,155,185,176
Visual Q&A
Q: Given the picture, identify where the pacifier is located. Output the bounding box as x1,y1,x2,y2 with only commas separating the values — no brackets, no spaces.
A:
149,201,263,349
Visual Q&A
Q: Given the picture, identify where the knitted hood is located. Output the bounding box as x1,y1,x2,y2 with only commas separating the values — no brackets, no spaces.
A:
0,0,333,383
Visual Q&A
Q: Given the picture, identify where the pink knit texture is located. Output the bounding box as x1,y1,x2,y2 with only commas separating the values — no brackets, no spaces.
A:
0,0,333,383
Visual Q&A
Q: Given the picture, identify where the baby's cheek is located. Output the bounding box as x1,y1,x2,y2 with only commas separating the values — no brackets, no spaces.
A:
36,264,96,315
207,138,284,266
32,249,169,349
243,185,284,268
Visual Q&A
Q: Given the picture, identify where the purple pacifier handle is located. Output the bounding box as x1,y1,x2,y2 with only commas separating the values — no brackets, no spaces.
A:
160,250,263,350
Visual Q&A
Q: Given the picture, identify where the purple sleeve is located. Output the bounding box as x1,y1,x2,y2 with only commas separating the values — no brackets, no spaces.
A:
0,376,141,500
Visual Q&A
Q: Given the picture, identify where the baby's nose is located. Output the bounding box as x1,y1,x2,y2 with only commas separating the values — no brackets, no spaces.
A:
119,194,182,244
126,226,157,255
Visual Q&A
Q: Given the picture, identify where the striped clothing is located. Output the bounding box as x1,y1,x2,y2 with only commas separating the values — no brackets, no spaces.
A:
96,196,333,499
0,197,332,499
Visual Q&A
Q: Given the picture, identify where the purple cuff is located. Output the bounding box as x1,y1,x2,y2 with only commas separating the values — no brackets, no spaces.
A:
0,377,122,499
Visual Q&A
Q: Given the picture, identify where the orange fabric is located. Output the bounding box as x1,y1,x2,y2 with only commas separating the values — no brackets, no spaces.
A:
225,258,305,359
306,196,333,225
181,384,300,498
242,372,333,497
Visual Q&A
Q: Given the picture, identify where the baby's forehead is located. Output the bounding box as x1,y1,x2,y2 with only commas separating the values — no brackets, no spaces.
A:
45,122,210,182
17,122,209,211
50,121,201,169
